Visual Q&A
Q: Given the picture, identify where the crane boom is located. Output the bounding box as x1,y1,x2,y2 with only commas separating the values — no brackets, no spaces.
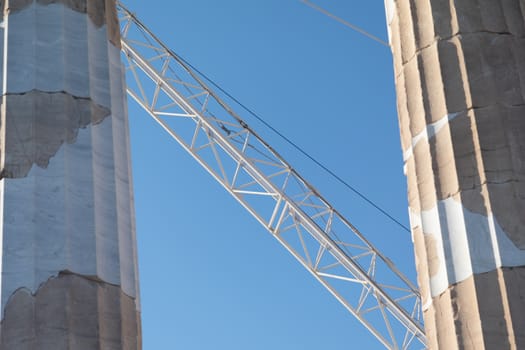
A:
117,4,426,349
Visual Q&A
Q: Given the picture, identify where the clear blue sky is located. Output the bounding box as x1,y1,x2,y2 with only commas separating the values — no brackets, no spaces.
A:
121,1,415,349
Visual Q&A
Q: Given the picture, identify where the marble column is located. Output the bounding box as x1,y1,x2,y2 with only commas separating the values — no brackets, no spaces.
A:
385,0,525,349
0,1,141,348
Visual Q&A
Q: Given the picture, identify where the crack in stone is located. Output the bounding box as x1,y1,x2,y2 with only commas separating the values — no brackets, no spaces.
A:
396,31,523,79
445,179,522,198
4,90,106,103
1,270,123,320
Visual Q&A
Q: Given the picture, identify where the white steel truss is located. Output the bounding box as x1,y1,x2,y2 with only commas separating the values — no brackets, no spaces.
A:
117,4,427,349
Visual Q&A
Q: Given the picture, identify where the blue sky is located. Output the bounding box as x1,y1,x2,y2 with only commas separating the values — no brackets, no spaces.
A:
121,1,416,349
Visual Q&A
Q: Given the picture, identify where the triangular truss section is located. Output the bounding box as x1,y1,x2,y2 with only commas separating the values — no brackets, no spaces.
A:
117,3,427,349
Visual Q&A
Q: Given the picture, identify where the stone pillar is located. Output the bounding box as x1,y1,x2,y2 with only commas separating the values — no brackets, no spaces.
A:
0,0,141,348
385,0,525,349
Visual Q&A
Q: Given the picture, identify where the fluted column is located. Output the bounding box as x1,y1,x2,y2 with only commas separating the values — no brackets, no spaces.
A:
385,0,525,349
0,1,141,348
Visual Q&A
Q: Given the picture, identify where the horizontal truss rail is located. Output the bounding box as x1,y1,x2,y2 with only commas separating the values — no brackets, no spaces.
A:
117,3,426,349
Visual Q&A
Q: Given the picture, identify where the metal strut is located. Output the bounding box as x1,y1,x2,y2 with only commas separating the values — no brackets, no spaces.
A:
117,3,427,349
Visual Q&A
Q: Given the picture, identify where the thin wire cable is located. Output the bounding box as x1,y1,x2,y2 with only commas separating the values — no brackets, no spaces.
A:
171,55,410,233
300,0,389,47
125,6,409,232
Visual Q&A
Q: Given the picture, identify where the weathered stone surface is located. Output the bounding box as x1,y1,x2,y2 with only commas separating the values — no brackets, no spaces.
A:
501,267,525,349
422,305,439,350
3,0,120,47
413,139,436,211
391,2,525,246
388,0,525,348
431,287,458,349
424,268,525,349
1,92,110,179
0,0,141,348
0,273,141,350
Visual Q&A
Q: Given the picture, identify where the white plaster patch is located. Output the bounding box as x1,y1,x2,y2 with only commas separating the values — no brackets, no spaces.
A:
4,3,120,109
403,112,460,161
422,294,432,312
437,200,473,288
384,0,395,24
409,210,434,311
384,0,396,44
408,208,421,243
418,207,450,297
403,144,413,162
414,198,525,297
